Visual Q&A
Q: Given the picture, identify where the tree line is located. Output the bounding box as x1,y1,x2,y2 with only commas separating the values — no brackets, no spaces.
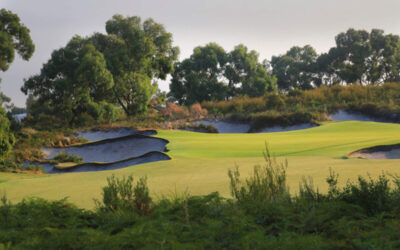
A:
2,9,400,130
169,28,400,104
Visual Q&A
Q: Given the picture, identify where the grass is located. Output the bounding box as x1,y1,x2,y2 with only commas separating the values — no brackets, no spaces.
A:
1,120,400,209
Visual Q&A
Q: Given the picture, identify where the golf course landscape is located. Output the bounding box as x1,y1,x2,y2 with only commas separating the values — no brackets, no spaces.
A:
5,3,400,247
1,120,400,209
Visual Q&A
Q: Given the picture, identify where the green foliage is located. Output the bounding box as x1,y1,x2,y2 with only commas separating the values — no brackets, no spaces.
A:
93,15,179,116
95,174,153,216
0,8,34,72
203,83,400,125
22,14,178,127
270,45,319,90
269,28,400,89
51,151,83,164
4,155,400,248
0,9,34,160
228,144,289,203
170,43,276,105
0,108,14,158
22,38,115,126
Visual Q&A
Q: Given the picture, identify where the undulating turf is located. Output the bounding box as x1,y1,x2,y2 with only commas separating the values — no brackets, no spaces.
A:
1,120,400,209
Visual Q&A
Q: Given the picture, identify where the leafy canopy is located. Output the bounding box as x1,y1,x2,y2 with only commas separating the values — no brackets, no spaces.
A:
170,43,276,105
22,15,179,125
0,9,34,157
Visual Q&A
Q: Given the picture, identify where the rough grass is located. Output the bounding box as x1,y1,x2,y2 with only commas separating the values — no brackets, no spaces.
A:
1,121,400,209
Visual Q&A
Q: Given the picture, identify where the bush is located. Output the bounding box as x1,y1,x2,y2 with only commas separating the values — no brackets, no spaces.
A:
51,151,83,164
228,144,289,203
189,103,208,118
160,102,189,120
95,175,153,216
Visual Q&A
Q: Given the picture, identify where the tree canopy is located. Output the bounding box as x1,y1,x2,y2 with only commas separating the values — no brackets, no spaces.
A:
22,36,116,125
22,15,179,125
0,8,34,74
270,45,318,91
170,43,276,105
270,28,400,91
0,9,34,157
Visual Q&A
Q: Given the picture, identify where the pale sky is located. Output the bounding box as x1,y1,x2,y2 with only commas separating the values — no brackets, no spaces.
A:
1,0,400,106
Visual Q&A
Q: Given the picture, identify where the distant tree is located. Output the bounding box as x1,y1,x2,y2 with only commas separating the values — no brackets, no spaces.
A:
91,15,179,115
170,43,276,104
367,29,400,83
328,29,371,84
226,44,276,97
317,28,400,85
0,9,34,157
270,45,318,91
170,43,229,105
22,36,116,125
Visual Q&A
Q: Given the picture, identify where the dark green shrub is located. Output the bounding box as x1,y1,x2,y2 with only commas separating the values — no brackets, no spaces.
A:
95,175,153,215
228,144,289,203
51,151,83,164
340,174,392,216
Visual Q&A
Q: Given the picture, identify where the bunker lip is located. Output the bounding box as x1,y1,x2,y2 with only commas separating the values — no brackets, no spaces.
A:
348,143,400,159
52,151,171,172
63,133,168,148
77,128,157,141
36,132,171,173
193,119,318,134
329,109,399,123
27,151,171,174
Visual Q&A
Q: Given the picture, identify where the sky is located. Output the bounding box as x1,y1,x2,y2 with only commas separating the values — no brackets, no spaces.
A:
1,0,400,107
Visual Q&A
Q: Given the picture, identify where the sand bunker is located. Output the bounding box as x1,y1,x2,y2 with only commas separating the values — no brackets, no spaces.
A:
194,120,316,134
329,110,390,123
78,128,156,141
30,130,171,173
43,134,168,163
27,152,170,174
349,144,400,159
255,123,317,133
195,120,251,133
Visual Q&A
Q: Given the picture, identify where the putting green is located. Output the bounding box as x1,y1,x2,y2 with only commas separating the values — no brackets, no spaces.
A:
1,121,400,209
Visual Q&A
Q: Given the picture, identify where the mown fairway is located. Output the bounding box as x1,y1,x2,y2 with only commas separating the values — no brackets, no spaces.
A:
1,120,400,209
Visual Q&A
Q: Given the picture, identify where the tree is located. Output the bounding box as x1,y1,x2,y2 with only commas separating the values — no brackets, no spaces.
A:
367,29,400,83
170,43,276,104
226,44,276,97
0,9,34,157
317,28,400,85
170,43,229,105
270,45,318,91
329,29,371,84
91,15,179,115
22,15,179,124
22,36,116,125
0,8,34,75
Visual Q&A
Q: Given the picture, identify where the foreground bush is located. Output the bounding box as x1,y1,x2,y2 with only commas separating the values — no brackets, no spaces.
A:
2,146,400,248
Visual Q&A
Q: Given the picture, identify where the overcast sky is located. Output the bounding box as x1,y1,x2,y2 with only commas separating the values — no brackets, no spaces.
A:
1,0,400,107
